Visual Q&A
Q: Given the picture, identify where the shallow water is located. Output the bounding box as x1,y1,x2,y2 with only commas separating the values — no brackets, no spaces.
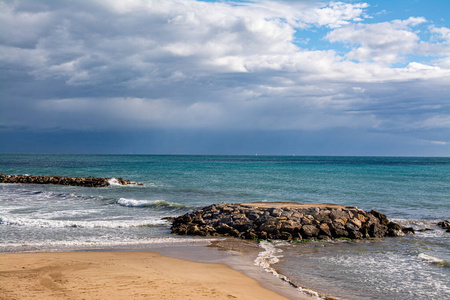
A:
1,154,449,299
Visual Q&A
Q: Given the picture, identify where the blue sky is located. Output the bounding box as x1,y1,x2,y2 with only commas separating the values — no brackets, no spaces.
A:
1,0,449,155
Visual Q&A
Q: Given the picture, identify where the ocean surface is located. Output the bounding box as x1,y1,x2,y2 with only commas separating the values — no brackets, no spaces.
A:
0,154,449,299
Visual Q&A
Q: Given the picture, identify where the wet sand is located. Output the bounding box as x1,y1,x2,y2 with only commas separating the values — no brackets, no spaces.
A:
0,251,293,300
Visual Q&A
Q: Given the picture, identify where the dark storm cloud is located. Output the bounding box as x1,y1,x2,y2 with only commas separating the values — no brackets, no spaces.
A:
0,0,449,154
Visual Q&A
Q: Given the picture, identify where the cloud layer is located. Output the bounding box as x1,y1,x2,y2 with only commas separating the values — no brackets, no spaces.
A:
1,0,449,152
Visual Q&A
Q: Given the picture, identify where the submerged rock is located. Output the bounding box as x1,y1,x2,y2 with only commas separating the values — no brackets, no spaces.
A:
0,174,142,187
437,220,450,232
171,202,414,241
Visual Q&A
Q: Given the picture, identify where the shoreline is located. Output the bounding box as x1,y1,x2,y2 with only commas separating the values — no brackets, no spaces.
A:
0,249,306,300
0,241,315,300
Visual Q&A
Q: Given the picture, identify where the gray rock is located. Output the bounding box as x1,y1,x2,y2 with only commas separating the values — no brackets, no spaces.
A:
369,210,389,225
330,209,349,222
301,225,320,238
268,208,283,217
369,223,388,238
437,220,450,229
330,221,349,238
319,223,332,237
170,203,412,241
281,220,300,233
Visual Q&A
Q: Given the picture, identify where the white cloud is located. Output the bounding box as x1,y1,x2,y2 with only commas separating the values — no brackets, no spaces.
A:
0,0,449,141
325,16,450,67
325,17,427,64
429,140,447,145
430,25,450,43
242,1,370,29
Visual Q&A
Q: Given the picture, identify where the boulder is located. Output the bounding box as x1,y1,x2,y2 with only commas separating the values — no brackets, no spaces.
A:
348,218,362,228
268,208,283,217
369,210,389,225
301,225,320,239
437,220,450,230
330,221,349,238
281,220,300,233
319,223,332,237
330,209,349,223
387,222,406,237
170,203,413,241
369,223,388,238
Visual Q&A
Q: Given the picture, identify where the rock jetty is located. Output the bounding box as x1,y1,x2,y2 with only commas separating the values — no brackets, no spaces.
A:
171,202,415,240
0,174,142,187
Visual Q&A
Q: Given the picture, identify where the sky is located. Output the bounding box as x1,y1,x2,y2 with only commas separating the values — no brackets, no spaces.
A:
1,0,449,155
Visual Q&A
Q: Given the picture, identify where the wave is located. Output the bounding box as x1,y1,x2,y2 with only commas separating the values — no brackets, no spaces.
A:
254,240,284,273
390,218,441,227
1,185,101,203
254,241,324,299
116,198,187,208
0,216,168,229
107,178,150,187
418,253,450,268
389,218,449,237
0,237,221,252
107,178,122,186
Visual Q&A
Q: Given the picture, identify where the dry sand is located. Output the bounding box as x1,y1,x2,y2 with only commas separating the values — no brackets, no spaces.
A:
0,251,291,300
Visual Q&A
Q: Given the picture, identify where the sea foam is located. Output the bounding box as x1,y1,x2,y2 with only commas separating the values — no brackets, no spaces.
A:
254,241,322,298
107,178,121,186
418,253,450,267
117,198,186,208
0,237,220,253
254,240,283,274
0,215,168,228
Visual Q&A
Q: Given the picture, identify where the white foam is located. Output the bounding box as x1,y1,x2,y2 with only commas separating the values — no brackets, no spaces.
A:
0,237,221,252
418,253,450,267
117,198,186,208
389,218,449,238
116,198,186,208
37,209,100,219
107,178,121,186
390,218,442,228
0,215,168,228
254,241,323,299
254,240,283,274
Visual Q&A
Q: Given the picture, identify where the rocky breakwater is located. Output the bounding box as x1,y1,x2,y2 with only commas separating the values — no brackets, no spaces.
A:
171,202,415,241
0,174,143,187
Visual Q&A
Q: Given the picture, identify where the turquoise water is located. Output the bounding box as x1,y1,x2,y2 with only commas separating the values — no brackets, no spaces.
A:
1,154,449,299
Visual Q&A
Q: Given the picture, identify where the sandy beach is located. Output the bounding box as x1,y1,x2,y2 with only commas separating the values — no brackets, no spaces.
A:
0,251,292,300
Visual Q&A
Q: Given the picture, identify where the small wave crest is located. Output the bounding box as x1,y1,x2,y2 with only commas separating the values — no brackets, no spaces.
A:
107,178,121,186
0,237,220,253
116,198,186,208
0,216,168,229
254,240,283,273
255,241,323,298
418,253,450,268
390,218,449,237
391,218,438,227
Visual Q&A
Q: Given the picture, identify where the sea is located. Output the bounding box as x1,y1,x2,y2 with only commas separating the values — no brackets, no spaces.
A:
0,154,449,299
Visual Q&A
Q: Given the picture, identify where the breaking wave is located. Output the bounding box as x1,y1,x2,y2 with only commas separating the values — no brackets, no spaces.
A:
116,198,187,208
255,241,325,299
107,178,121,186
0,216,168,228
0,237,220,253
418,253,450,268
